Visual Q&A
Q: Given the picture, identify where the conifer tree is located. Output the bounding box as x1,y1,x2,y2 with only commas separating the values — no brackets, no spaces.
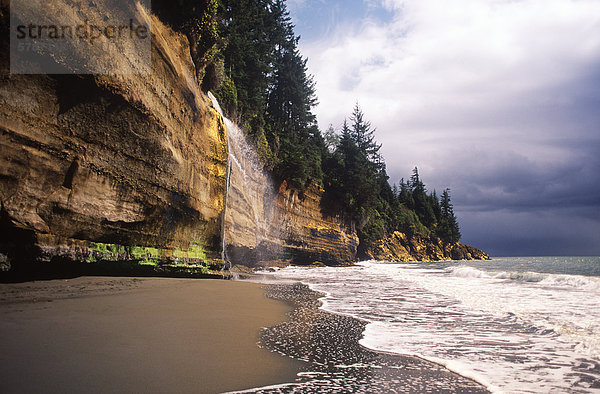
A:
323,124,339,153
215,0,323,190
409,167,436,227
350,103,382,164
431,190,442,223
439,188,461,242
398,178,413,207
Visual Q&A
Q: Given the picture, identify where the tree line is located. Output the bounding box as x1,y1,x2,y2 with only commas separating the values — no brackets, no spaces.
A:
153,0,461,255
322,105,461,255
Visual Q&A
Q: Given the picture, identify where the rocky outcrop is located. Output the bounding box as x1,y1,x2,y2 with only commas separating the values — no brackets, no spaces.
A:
271,182,358,265
364,231,490,262
224,180,358,267
0,1,356,275
0,4,228,274
211,95,358,267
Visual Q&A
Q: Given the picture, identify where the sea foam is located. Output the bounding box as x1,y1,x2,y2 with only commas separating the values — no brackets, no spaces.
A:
264,257,600,393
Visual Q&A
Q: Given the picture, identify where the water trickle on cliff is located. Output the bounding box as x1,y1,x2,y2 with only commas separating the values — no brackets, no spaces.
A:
221,157,232,270
208,92,280,268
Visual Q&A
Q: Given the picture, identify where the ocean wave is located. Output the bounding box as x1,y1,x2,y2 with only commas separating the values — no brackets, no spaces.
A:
264,260,600,392
492,271,546,282
448,266,492,278
539,274,600,291
359,333,502,394
448,266,545,282
449,266,600,290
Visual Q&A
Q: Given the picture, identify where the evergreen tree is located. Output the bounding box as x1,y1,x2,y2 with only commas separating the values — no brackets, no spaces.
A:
409,167,436,228
439,188,461,242
219,0,272,123
431,190,442,223
350,103,382,164
398,178,413,208
336,119,380,220
323,124,339,153
213,0,323,191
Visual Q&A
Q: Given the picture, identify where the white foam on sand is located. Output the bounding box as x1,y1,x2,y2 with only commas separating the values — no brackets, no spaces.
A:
263,259,600,393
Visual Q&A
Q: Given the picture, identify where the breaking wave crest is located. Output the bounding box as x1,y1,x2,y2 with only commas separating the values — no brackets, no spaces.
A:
449,266,600,290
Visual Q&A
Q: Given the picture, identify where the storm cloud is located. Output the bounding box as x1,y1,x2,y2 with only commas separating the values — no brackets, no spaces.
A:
289,0,600,255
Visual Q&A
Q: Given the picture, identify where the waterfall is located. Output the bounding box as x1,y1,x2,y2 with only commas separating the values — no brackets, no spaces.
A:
220,159,231,270
208,92,232,273
208,92,281,268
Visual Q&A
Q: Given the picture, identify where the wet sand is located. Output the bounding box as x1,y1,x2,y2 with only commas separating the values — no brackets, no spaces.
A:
0,277,305,393
255,283,490,393
0,276,490,393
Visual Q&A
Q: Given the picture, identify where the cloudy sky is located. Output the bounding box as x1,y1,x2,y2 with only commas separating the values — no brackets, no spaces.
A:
287,0,600,256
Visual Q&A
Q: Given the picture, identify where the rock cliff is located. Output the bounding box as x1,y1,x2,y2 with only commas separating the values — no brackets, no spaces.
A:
0,2,357,275
0,4,228,274
365,231,490,262
223,178,358,267
270,182,358,265
214,97,357,267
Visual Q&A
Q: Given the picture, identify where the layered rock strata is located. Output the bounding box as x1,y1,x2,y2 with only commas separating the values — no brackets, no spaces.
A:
0,5,228,273
0,2,357,274
271,183,358,265
221,137,359,266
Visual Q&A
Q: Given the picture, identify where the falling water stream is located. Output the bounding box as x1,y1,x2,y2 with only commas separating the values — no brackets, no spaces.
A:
208,92,233,272
220,159,232,272
208,92,279,270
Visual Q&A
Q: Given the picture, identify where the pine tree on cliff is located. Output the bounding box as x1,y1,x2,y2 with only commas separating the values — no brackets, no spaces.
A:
337,119,380,219
410,167,437,228
216,0,323,191
397,178,413,208
347,104,388,192
439,188,461,243
323,124,340,153
219,0,273,123
267,17,322,189
349,103,384,168
431,190,442,223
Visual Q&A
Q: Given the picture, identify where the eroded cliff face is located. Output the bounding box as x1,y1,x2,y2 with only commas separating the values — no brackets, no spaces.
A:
0,4,228,273
215,98,358,267
223,174,358,266
270,183,358,265
0,1,356,274
365,231,490,262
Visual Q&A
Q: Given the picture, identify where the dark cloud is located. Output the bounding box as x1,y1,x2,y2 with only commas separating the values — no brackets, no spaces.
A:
457,209,600,257
293,0,600,256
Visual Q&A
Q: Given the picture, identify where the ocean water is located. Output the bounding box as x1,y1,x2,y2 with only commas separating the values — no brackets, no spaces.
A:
260,257,600,393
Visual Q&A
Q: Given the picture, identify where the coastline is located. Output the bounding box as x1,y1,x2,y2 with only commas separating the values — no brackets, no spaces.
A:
0,275,490,393
0,277,305,393
255,282,490,393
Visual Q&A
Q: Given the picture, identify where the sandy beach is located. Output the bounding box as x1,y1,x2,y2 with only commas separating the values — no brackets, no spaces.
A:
0,275,490,393
0,277,305,393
